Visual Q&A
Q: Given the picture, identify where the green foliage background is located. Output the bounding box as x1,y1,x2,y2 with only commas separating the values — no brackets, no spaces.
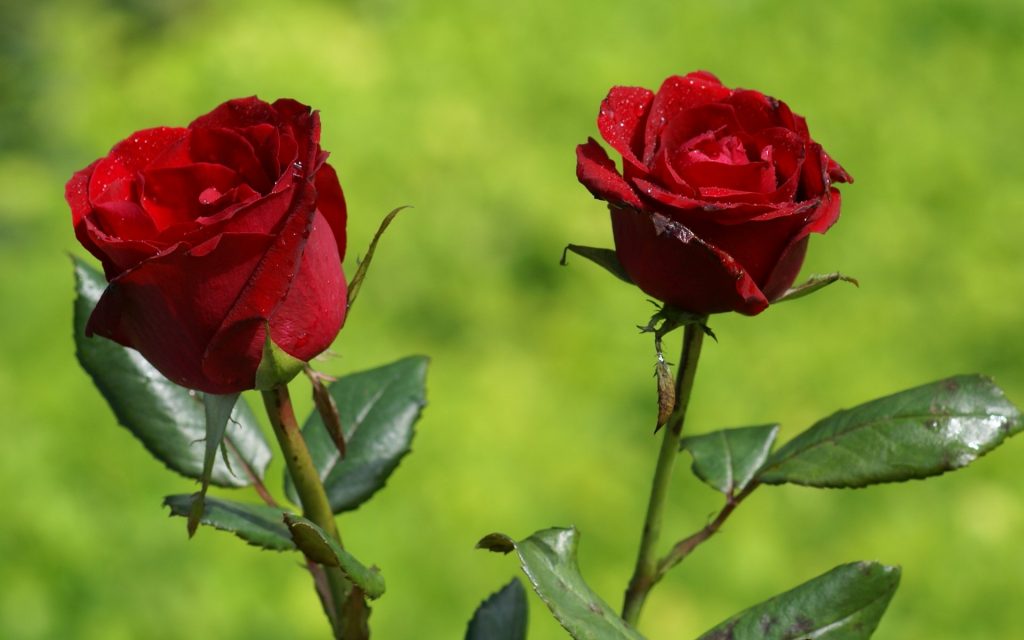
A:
1,0,1022,638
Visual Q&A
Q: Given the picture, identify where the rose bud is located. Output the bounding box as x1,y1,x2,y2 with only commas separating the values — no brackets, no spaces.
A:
576,71,852,316
67,97,348,394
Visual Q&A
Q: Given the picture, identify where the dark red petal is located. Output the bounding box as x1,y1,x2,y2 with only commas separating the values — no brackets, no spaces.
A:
189,127,273,193
140,163,239,230
66,162,98,227
597,86,654,170
610,206,768,315
190,97,278,130
762,236,809,301
576,139,643,208
725,90,784,133
314,162,347,262
85,232,276,393
826,154,853,184
643,73,732,164
267,209,346,361
201,180,319,389
761,190,844,300
686,207,813,286
88,127,187,204
680,160,775,195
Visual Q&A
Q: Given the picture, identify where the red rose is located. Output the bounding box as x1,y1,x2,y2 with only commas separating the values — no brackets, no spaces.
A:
576,71,851,315
67,97,348,394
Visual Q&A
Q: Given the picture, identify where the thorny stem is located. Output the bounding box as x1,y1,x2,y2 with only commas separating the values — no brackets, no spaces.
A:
262,385,368,640
622,323,705,627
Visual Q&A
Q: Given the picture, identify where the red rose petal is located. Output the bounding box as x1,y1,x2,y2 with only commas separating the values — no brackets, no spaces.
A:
597,86,654,171
610,206,768,315
643,72,732,164
314,162,348,262
576,138,643,208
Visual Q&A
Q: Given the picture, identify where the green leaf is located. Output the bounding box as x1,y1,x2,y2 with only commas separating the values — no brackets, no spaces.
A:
283,514,386,599
696,561,900,640
188,392,239,536
286,356,429,513
72,258,271,487
560,244,633,285
774,272,858,303
255,327,305,390
477,527,644,640
757,375,1023,488
466,578,529,640
680,425,779,497
163,494,295,551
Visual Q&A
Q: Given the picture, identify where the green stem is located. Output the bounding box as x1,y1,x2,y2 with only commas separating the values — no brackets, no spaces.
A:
262,385,368,640
622,323,705,627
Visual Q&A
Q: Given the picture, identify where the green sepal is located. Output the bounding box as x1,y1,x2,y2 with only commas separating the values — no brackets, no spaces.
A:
774,272,858,303
560,244,633,284
283,514,386,599
255,327,306,390
188,392,240,536
478,527,644,640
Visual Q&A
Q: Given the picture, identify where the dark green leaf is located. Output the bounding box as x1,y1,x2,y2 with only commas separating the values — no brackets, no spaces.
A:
466,578,529,640
774,272,858,303
560,244,633,285
477,528,644,640
696,561,900,640
681,425,779,497
72,258,271,487
283,514,385,599
164,494,294,551
287,356,429,513
758,375,1022,487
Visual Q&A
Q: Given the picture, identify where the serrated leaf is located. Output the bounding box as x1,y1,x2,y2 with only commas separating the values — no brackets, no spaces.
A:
775,272,858,303
560,244,633,285
72,258,271,487
477,528,644,640
466,578,529,640
681,425,779,497
757,375,1022,488
283,514,385,599
697,561,900,640
163,494,294,551
286,356,429,513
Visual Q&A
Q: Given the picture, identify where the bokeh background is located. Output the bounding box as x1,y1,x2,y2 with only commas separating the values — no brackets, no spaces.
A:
2,0,1023,638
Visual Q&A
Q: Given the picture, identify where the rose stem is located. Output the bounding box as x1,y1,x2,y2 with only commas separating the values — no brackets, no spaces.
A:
262,384,367,640
622,322,705,627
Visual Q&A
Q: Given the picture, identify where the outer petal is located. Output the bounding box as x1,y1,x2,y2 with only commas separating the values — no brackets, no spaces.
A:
597,86,654,171
201,180,319,390
314,162,348,261
576,139,643,208
610,206,768,315
85,232,275,393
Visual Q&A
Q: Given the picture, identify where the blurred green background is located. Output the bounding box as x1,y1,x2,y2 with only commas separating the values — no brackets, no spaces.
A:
2,0,1022,638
